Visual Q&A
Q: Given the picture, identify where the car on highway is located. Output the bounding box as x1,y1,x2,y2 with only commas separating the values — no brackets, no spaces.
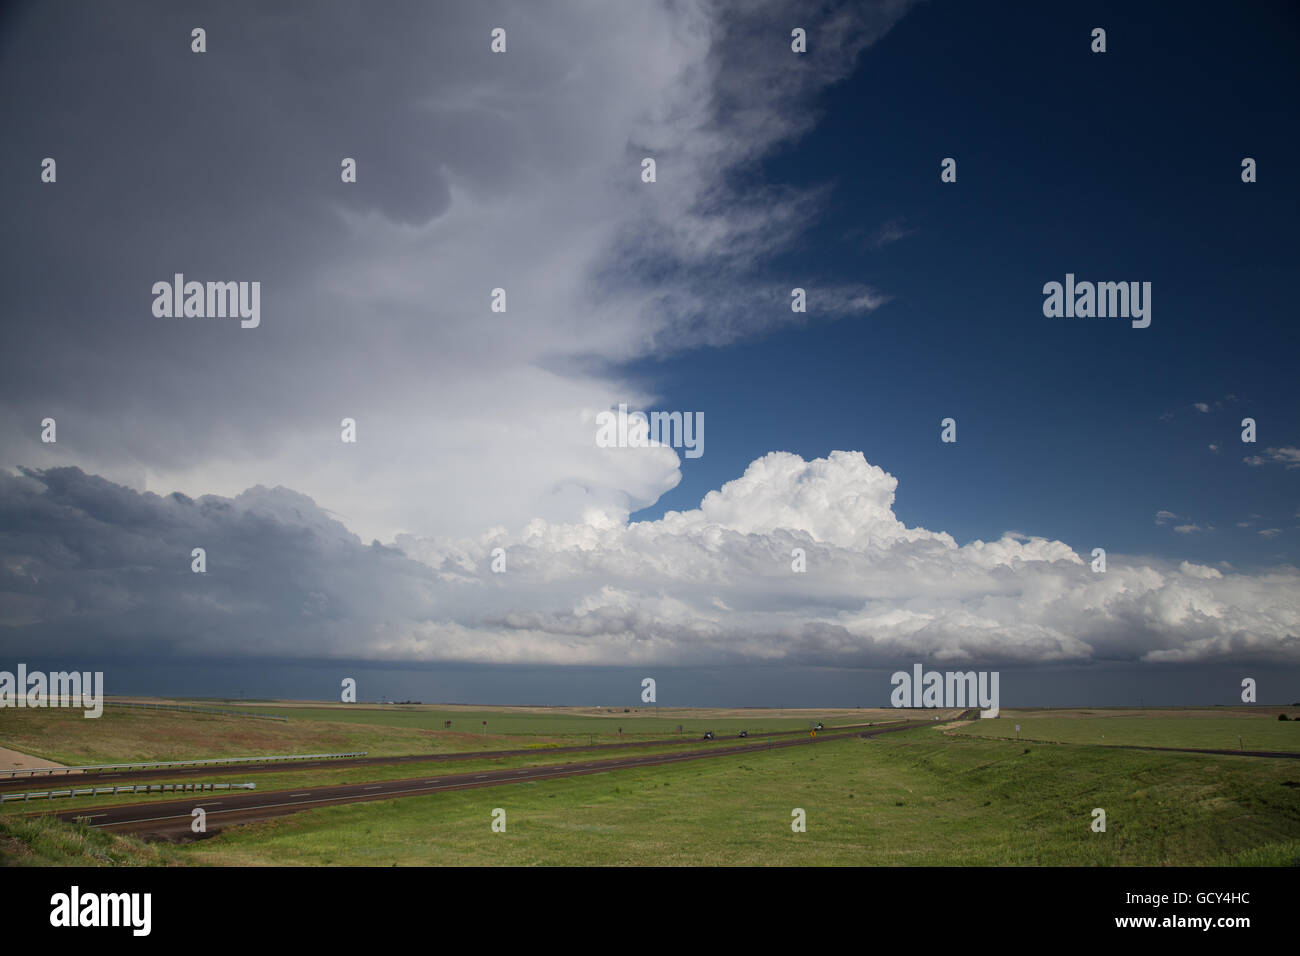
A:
702,731,715,740
738,730,748,738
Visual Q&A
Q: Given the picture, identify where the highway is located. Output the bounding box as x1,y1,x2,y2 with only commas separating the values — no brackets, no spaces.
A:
40,721,925,839
0,720,907,791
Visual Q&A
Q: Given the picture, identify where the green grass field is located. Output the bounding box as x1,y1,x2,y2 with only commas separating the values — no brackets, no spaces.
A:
0,702,887,768
171,732,1300,866
4,703,1299,866
0,814,184,866
950,708,1300,752
212,703,878,738
0,707,451,764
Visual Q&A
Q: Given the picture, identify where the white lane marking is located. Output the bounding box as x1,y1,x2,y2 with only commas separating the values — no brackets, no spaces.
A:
363,785,381,790
289,792,311,797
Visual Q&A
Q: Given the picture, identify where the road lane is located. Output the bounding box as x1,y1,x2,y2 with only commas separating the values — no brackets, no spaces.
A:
0,719,909,791
39,721,925,838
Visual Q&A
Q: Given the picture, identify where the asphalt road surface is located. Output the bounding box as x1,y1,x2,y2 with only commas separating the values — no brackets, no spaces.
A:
0,720,905,791
41,721,925,839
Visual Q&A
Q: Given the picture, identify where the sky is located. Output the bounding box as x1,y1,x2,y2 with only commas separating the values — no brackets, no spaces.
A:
1,0,1297,707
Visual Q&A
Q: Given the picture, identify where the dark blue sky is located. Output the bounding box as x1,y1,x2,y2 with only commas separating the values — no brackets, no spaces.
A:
633,0,1300,572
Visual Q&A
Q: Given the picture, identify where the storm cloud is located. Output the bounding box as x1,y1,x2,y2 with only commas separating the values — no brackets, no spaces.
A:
2,456,1295,669
0,0,897,543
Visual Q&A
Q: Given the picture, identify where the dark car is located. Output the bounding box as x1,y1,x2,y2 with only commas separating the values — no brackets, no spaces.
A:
738,730,748,738
703,731,715,740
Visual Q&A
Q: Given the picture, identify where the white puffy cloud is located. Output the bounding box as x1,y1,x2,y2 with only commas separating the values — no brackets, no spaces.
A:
1179,561,1223,579
5,454,1296,670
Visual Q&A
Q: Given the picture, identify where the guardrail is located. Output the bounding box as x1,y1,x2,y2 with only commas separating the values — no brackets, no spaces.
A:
2,782,257,802
103,701,288,721
0,751,366,779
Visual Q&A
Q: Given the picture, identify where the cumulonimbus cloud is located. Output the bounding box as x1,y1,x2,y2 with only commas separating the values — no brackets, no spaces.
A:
2,454,1295,669
0,0,905,545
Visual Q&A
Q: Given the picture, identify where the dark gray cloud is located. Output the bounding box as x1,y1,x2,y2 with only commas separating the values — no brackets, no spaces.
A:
0,465,440,660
